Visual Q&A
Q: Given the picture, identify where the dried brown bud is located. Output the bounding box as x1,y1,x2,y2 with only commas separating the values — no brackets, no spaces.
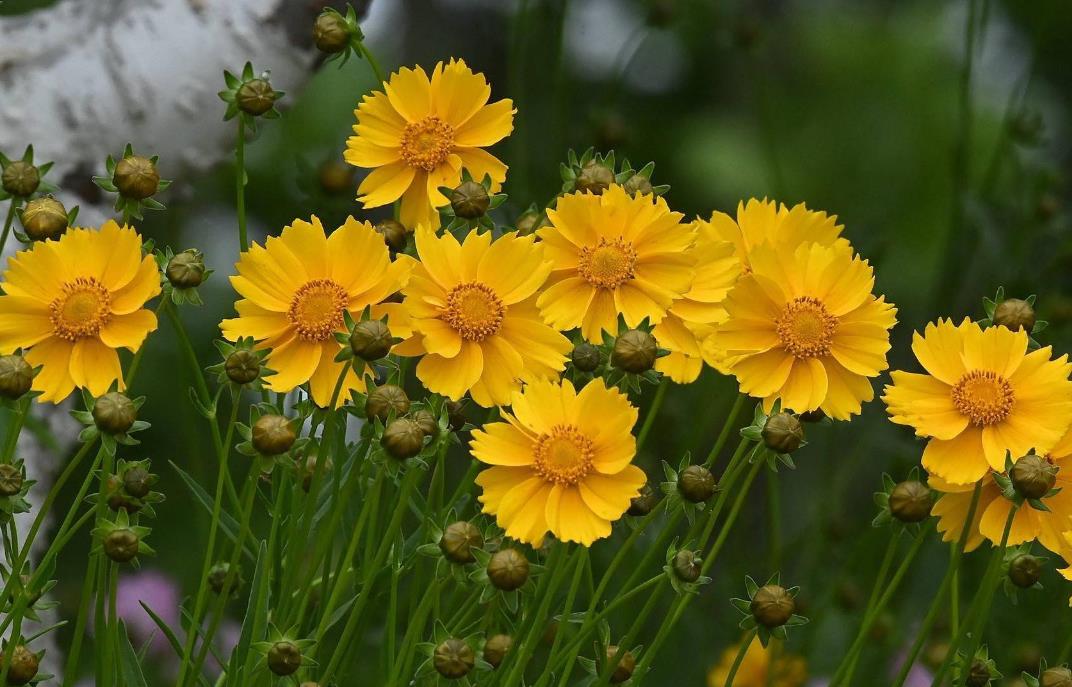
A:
113,156,160,200
798,408,826,423
208,561,243,596
20,196,68,241
487,548,529,591
762,412,804,453
678,465,716,503
251,414,296,455
1042,667,1072,687
605,645,636,684
439,521,482,564
349,320,393,361
889,480,933,523
445,400,467,432
375,218,408,252
92,392,137,434
0,355,33,400
965,658,992,687
750,584,795,628
611,329,657,373
483,634,512,669
622,173,653,197
515,210,547,236
434,638,475,679
993,298,1036,332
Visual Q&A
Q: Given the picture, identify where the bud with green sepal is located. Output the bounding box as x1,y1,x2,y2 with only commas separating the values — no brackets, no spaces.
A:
98,458,165,517
234,404,308,473
0,145,56,202
664,540,712,595
992,451,1061,512
739,400,801,471
0,460,34,517
155,247,212,306
0,641,49,686
514,205,549,236
92,143,172,221
253,624,317,676
208,561,244,597
17,195,77,243
332,308,402,373
415,622,494,680
660,453,715,525
600,644,638,684
957,646,1002,687
0,565,58,624
482,634,512,669
92,509,155,564
437,168,507,233
730,573,809,647
603,319,668,394
219,61,285,131
312,4,368,66
560,148,670,197
71,389,150,456
0,354,35,402
980,287,1048,349
207,337,274,395
873,467,934,528
1001,544,1047,603
626,482,658,517
1023,661,1072,687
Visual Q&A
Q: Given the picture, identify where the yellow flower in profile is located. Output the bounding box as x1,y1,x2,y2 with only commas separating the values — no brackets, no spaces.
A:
884,319,1072,485
652,219,739,383
345,59,515,231
536,185,696,342
706,637,807,687
395,227,571,408
471,378,645,545
0,220,160,402
710,241,896,419
931,426,1072,553
220,216,413,407
706,198,847,272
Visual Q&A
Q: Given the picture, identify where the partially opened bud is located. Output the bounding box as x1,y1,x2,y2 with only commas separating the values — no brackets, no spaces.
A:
251,415,296,455
1042,667,1072,687
434,638,475,679
622,173,653,197
575,160,615,195
113,156,160,200
1,644,39,685
20,196,68,241
92,392,137,434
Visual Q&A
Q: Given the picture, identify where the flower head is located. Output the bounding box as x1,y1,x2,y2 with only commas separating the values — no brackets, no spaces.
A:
0,220,160,402
346,59,515,230
706,198,847,272
471,378,645,546
395,227,571,408
220,216,413,407
884,318,1072,484
711,241,896,419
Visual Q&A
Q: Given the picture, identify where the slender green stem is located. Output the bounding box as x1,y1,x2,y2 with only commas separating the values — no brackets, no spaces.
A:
1058,630,1072,664
767,470,781,571
63,555,99,683
545,548,589,675
236,118,248,252
597,586,664,687
950,543,960,636
636,377,669,451
1,396,29,462
0,200,18,257
501,545,573,687
357,42,386,84
723,628,759,687
704,394,746,469
841,531,902,683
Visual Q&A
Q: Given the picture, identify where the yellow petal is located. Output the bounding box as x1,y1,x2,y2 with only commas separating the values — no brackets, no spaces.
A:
775,357,828,413
0,295,53,352
99,310,157,351
476,233,551,304
546,486,612,546
580,289,619,343
25,337,75,403
496,477,552,545
579,465,646,520
471,421,536,466
454,99,515,147
357,162,417,209
69,337,123,396
400,175,440,231
383,65,432,122
922,429,989,485
911,319,968,385
819,357,874,420
882,371,966,440
476,465,534,514
110,256,162,315
470,335,524,408
961,321,1028,378
307,341,363,408
416,341,483,402
343,136,401,168
264,336,321,393
536,277,594,334
430,58,491,127
353,90,407,145
731,348,794,399
454,147,508,188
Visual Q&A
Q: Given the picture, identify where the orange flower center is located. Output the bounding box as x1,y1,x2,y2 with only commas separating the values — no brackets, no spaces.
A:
533,424,595,486
400,115,455,172
50,277,112,341
952,370,1015,426
288,279,348,341
776,296,837,358
578,238,637,289
442,282,505,342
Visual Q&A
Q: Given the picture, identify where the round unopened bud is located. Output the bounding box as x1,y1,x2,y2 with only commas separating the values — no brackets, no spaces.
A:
570,342,601,372
366,385,410,422
251,414,296,456
1010,454,1057,500
515,210,547,236
208,561,242,596
762,412,804,453
301,453,333,492
575,160,615,195
450,180,490,219
20,196,68,241
750,584,795,628
605,645,636,684
382,418,425,459
611,329,657,373
2,161,40,197
671,550,701,582
375,219,408,252
993,298,1036,332
622,174,653,197
439,521,482,564
2,644,39,686
122,465,153,498
237,78,278,116
225,349,261,385
104,528,140,563
267,640,302,676
678,465,716,503
1008,553,1042,588
627,483,657,516
92,392,137,435
113,156,160,200
350,320,393,361
483,634,512,669
965,658,992,687
317,159,355,195
412,409,438,438
0,463,24,497
166,249,206,289
798,408,826,423
313,11,351,53
0,355,33,400
1042,667,1072,687
434,638,475,679
445,400,466,432
889,480,933,523
487,548,529,591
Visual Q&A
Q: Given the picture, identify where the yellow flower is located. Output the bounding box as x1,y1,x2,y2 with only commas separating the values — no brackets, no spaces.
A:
884,318,1072,485
706,637,807,687
710,241,896,419
931,426,1072,553
395,227,571,408
220,216,413,407
706,198,847,272
471,378,645,546
345,59,515,231
652,218,740,383
0,220,160,403
536,185,696,342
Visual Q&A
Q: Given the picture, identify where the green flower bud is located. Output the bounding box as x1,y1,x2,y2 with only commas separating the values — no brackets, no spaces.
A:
1,161,40,198
439,521,482,564
313,11,351,53
626,482,657,516
515,210,547,236
300,453,333,493
622,173,653,197
237,78,278,116
611,329,657,373
412,409,438,438
487,548,529,591
1,644,39,686
483,634,512,669
575,160,615,195
671,550,701,582
225,349,262,385
1010,454,1057,500
0,463,24,497
434,638,475,679
570,342,602,372
965,658,992,687
19,196,68,241
993,298,1036,332
382,418,425,459
761,412,804,453
113,155,160,200
166,249,207,289
349,320,393,361
750,584,795,628
1008,553,1042,588
366,384,410,422
104,528,140,563
92,392,137,435
889,480,933,523
606,645,636,684
208,561,243,596
122,465,154,499
0,355,33,400
446,400,467,432
267,640,302,676
450,180,490,219
1042,667,1072,687
375,218,408,252
678,464,716,503
251,414,296,456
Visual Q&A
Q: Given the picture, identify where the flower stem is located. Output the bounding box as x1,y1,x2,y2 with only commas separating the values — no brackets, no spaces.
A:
235,117,248,252
0,199,18,257
704,394,746,469
723,628,759,687
636,377,669,451
501,544,574,687
1,396,29,463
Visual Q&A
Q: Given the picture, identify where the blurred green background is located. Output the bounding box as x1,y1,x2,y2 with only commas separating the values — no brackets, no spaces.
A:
16,0,1072,683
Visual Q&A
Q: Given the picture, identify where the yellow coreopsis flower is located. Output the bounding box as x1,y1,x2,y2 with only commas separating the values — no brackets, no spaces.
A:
345,59,515,231
536,185,696,343
471,378,645,546
652,219,739,383
706,637,807,687
0,220,160,402
709,241,896,419
394,227,571,408
884,319,1072,485
220,216,414,407
706,198,847,272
